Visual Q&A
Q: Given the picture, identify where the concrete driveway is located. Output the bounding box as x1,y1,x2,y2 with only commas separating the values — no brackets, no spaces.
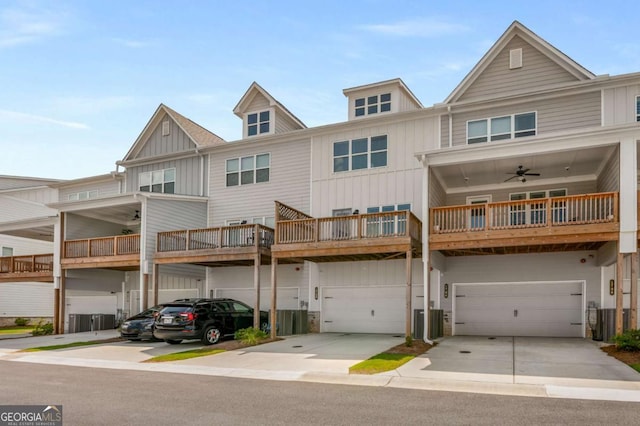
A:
395,336,640,389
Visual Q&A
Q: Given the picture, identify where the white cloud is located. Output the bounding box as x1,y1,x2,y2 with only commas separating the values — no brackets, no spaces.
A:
111,38,152,48
0,3,66,48
358,18,469,38
0,109,89,129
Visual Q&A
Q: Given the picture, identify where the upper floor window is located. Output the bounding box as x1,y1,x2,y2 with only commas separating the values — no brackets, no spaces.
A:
467,112,536,144
226,153,270,186
355,93,391,117
636,96,639,122
247,111,270,136
1,247,13,257
68,190,98,201
333,135,387,172
139,168,175,194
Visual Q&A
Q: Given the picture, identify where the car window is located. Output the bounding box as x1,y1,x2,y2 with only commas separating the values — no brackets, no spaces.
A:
231,302,251,313
194,303,211,315
214,302,231,312
160,305,192,315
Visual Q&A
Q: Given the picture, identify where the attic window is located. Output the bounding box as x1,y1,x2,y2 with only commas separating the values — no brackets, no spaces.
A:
162,120,170,136
355,93,391,117
509,48,523,69
247,111,270,137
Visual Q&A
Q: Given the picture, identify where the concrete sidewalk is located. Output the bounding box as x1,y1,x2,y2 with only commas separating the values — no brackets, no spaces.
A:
1,332,640,402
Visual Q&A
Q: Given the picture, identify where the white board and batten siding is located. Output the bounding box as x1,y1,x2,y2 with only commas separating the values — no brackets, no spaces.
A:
602,84,640,125
130,288,199,313
208,139,311,223
453,281,585,337
311,118,438,218
0,283,54,317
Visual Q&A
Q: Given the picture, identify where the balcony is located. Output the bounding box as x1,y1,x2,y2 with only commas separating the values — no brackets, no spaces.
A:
0,254,54,282
271,202,422,262
61,234,140,270
154,224,274,266
430,192,619,255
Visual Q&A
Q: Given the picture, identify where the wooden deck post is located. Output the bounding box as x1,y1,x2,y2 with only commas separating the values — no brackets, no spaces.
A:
616,252,624,335
153,264,159,307
406,250,412,339
254,253,261,329
270,258,278,339
59,274,66,334
631,252,638,329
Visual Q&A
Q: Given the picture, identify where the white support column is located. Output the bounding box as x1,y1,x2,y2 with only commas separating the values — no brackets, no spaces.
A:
618,138,637,253
420,155,433,343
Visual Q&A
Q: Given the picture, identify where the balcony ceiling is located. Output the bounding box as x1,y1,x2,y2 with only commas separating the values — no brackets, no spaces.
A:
432,145,616,192
68,203,142,227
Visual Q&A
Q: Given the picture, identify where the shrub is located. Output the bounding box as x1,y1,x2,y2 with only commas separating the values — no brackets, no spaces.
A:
405,335,413,347
613,329,640,352
14,317,30,327
31,320,54,336
234,327,268,346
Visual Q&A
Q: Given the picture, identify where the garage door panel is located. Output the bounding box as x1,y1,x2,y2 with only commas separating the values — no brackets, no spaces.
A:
455,282,584,338
323,287,405,334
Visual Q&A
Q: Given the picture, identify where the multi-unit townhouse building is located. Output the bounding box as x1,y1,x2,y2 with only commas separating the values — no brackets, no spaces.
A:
1,21,638,340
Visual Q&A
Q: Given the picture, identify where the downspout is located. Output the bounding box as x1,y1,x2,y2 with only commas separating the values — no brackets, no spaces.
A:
420,154,433,344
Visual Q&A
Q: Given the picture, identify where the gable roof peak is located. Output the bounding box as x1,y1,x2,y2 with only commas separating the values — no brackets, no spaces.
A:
233,82,306,129
444,20,595,103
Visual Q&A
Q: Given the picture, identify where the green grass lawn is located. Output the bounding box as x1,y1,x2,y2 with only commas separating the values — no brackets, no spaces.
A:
21,338,121,352
349,353,415,375
143,347,226,363
0,326,35,335
631,364,640,373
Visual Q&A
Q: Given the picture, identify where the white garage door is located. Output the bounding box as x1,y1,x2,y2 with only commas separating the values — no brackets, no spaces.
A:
322,286,405,333
454,281,584,337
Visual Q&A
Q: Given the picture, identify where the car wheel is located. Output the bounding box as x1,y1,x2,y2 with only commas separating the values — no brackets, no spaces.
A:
165,339,182,345
202,326,221,345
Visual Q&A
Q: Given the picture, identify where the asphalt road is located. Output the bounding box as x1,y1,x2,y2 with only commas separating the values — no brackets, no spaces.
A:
1,361,637,425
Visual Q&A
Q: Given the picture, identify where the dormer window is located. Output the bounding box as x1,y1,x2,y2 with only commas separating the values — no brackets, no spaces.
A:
355,93,391,117
247,110,270,136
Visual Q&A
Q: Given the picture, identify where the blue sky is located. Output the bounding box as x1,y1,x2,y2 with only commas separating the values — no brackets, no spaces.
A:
1,0,639,180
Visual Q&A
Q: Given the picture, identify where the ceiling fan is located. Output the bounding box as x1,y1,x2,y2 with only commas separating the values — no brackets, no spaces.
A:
504,165,540,183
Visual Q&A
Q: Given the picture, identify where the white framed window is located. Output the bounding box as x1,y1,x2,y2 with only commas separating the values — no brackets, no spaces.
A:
467,112,536,144
355,93,391,117
333,135,388,172
226,153,270,186
509,189,567,226
247,110,270,137
68,190,98,201
636,96,640,122
366,203,411,235
139,168,175,194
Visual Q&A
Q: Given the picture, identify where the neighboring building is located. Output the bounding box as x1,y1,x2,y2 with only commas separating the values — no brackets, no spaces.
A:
0,21,638,338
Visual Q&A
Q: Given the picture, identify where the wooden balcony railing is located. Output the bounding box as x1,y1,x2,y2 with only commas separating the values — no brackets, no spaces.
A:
157,224,274,253
0,254,54,273
276,210,421,244
63,234,140,258
430,192,618,234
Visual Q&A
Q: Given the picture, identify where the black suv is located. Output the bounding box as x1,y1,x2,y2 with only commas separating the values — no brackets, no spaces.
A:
153,298,268,345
